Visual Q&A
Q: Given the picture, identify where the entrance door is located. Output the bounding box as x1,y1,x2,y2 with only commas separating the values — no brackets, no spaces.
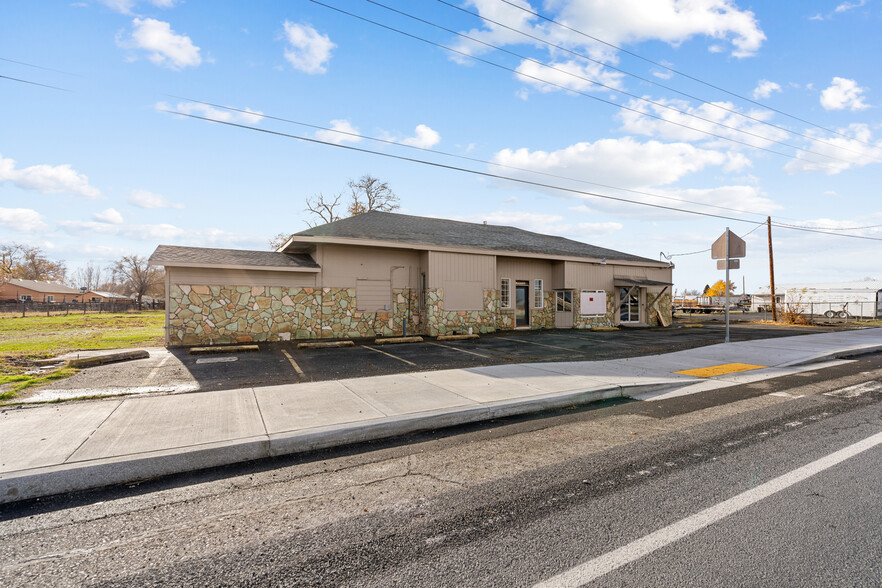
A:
515,283,530,327
619,287,640,323
554,291,573,328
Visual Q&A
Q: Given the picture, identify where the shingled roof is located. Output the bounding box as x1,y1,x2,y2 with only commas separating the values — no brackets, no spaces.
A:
291,211,658,264
149,245,320,269
4,278,82,295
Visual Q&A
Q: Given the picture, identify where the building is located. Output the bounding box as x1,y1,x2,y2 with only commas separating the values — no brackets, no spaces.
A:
0,278,83,303
84,290,132,304
752,280,882,318
149,211,673,346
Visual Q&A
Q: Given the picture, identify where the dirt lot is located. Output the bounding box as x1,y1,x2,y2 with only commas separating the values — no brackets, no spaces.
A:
12,318,866,402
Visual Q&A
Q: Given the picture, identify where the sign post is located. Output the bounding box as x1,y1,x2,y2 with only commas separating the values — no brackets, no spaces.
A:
712,229,747,343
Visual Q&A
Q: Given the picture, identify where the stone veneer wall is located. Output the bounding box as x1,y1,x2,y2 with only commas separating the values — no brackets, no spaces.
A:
530,291,555,329
572,290,616,329
646,292,673,327
425,289,499,336
168,284,420,345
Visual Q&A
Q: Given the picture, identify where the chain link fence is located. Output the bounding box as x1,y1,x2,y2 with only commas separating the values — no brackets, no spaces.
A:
0,300,164,317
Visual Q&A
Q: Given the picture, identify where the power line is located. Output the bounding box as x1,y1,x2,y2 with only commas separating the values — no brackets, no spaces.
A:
0,74,70,92
171,96,780,220
434,0,882,162
660,222,765,260
311,1,850,167
495,0,880,151
0,56,80,76
162,108,882,243
363,0,864,165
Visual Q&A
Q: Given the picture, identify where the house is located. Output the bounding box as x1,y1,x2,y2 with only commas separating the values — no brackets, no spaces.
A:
0,278,83,303
84,290,132,304
149,211,673,346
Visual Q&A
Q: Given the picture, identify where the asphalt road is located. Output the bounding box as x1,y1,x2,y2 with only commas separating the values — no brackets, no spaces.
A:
2,353,880,586
32,320,857,399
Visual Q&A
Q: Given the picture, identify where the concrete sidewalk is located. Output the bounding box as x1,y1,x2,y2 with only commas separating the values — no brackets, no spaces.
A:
2,328,881,504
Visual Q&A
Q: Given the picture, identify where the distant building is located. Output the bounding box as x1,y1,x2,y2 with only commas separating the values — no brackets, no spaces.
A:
752,280,882,318
84,290,132,304
149,211,674,346
0,278,82,303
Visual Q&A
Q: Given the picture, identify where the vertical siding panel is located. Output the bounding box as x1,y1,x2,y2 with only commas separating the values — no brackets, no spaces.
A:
428,251,496,289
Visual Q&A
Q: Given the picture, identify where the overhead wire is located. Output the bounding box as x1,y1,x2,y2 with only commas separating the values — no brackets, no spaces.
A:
363,0,862,165
433,0,882,162
0,73,70,92
171,95,782,220
309,0,837,165
162,108,882,243
495,0,881,151
660,221,765,260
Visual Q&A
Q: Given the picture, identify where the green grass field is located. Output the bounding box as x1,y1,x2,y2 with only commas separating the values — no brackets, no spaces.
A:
0,311,165,356
0,311,165,399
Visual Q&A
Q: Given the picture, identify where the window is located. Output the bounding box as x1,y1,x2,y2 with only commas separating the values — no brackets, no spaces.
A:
555,291,573,312
20,295,32,302
46,295,54,303
500,278,511,308
533,279,543,309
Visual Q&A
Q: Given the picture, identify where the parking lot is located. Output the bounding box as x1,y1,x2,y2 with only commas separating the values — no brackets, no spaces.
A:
26,319,861,400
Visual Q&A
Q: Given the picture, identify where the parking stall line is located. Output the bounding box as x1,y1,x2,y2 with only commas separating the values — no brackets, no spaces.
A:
362,345,417,366
281,348,305,377
496,336,583,354
426,341,490,358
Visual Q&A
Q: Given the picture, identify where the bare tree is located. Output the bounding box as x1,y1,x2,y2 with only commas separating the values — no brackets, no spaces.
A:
111,255,161,307
304,192,343,227
71,262,104,291
268,232,290,251
347,175,399,217
0,243,66,283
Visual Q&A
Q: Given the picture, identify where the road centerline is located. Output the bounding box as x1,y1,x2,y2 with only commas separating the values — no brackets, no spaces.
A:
534,430,882,588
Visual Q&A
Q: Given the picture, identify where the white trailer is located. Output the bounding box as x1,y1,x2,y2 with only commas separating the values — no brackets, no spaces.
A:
752,280,882,319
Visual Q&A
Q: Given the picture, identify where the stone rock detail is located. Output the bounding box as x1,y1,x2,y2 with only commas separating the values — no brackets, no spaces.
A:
572,290,616,329
425,289,499,336
647,292,673,327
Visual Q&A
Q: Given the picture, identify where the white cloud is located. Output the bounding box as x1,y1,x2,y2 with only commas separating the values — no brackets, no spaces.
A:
454,0,765,64
453,211,623,238
0,207,47,232
117,18,202,70
753,79,782,100
156,101,264,125
59,220,187,240
282,21,335,74
399,125,441,149
315,119,362,145
616,96,788,151
96,0,177,15
835,0,866,13
93,208,124,224
515,58,625,94
0,154,102,199
492,136,740,190
128,189,184,209
820,77,870,111
784,124,882,175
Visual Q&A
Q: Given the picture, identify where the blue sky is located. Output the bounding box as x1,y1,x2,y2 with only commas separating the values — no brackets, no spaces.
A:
2,0,881,294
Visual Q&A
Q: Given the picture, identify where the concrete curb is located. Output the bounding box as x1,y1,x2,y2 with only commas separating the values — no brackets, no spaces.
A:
190,345,259,355
66,350,150,368
297,341,355,350
776,342,882,368
0,380,675,504
437,334,479,341
373,336,424,345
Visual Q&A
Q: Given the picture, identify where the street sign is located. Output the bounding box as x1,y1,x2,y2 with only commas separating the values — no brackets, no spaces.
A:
711,231,746,259
717,259,740,270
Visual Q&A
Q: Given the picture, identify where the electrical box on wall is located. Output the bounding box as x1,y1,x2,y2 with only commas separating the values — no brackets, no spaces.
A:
580,290,606,316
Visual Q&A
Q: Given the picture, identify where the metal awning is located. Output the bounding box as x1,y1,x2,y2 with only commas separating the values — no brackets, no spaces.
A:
613,277,673,287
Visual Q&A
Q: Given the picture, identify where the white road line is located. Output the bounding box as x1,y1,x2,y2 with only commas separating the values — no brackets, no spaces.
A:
535,430,882,588
280,348,305,376
426,341,490,358
824,380,881,398
363,345,417,366
140,353,171,386
497,336,581,353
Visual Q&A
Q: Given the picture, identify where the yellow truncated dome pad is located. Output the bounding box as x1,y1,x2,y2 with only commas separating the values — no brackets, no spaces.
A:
675,363,766,378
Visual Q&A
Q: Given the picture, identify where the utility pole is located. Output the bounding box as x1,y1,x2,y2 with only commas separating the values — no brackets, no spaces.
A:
767,216,777,322
725,227,730,343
